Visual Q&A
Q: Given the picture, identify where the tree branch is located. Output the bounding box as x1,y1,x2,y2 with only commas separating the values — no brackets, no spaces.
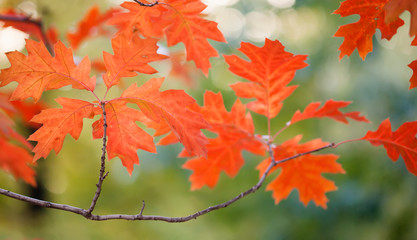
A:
0,141,336,222
132,0,159,7
86,102,109,216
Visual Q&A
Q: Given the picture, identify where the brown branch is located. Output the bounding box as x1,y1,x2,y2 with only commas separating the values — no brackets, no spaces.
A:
0,141,337,222
86,102,109,216
0,14,53,54
132,0,159,7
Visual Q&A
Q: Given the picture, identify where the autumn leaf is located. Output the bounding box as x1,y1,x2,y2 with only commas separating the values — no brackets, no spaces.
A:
257,136,344,208
67,5,120,50
290,100,370,125
361,118,417,176
334,0,404,59
108,0,226,75
0,138,36,186
102,34,167,89
92,101,156,174
385,0,417,37
117,77,209,159
28,98,95,161
225,39,308,119
0,40,96,102
182,91,265,190
408,60,417,89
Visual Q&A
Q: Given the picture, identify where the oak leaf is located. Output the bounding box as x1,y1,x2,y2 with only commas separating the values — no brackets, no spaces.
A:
225,39,308,119
108,0,226,75
257,135,344,208
385,0,417,37
92,101,156,174
290,100,370,125
102,34,167,89
361,118,417,176
0,40,96,102
182,91,265,189
334,0,404,59
28,98,95,161
67,5,120,50
120,77,209,157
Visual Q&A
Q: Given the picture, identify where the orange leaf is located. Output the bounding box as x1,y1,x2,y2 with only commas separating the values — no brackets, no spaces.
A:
225,39,308,119
290,100,370,124
361,118,417,176
118,77,209,157
0,138,36,186
92,101,156,174
28,98,95,161
108,0,226,75
408,59,417,89
67,6,120,50
102,34,167,89
385,0,417,37
0,40,96,102
182,91,265,189
334,0,404,59
257,136,344,208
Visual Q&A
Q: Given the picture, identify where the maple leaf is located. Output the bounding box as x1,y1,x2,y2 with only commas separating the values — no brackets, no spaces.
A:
67,5,120,50
257,136,344,208
92,101,156,174
102,34,167,89
224,39,308,119
100,78,209,173
385,0,417,37
334,0,404,59
361,118,417,176
290,100,370,125
0,40,96,102
182,91,265,190
108,0,226,75
0,138,36,186
28,98,95,161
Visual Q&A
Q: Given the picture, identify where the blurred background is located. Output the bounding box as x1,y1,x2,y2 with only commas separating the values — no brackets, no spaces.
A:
0,0,417,239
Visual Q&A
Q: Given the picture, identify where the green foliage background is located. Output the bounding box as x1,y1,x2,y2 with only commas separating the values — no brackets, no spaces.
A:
0,0,417,239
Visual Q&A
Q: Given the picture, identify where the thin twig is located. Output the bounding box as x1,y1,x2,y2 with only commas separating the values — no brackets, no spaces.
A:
0,14,53,54
0,141,337,222
133,0,159,7
86,102,109,215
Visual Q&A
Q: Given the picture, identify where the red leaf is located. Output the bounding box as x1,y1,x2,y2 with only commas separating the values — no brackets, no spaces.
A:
0,40,96,102
257,136,344,208
225,39,308,119
361,118,417,176
92,101,156,174
102,34,167,89
290,100,370,124
28,98,95,161
118,77,209,158
408,59,417,89
385,0,417,37
182,91,265,189
108,0,226,75
67,5,120,50
0,138,36,186
334,0,404,59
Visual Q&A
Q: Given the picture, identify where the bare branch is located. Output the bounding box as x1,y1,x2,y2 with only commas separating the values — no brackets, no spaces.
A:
0,141,337,222
132,0,159,7
86,102,109,216
0,14,53,54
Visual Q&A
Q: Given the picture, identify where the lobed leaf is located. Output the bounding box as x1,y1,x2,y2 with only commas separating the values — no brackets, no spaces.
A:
361,118,417,176
257,135,344,208
225,39,308,119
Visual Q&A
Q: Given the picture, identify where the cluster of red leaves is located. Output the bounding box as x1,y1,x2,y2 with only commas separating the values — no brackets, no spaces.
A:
334,0,417,89
0,0,417,209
